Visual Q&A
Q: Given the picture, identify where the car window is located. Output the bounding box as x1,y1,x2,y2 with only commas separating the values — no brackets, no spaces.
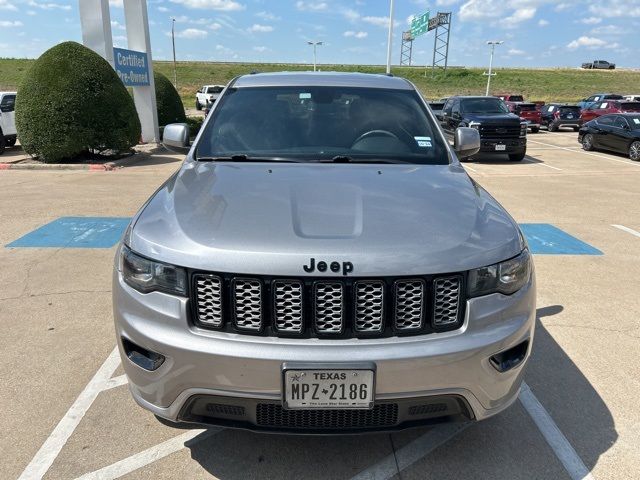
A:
613,117,629,129
516,104,536,112
196,86,449,165
460,97,509,114
509,95,524,102
0,94,15,111
451,99,460,116
605,95,623,100
597,116,614,126
207,86,224,93
628,116,640,129
621,102,640,110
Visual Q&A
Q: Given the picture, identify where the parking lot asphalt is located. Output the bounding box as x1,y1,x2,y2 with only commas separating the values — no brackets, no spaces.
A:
1,130,639,479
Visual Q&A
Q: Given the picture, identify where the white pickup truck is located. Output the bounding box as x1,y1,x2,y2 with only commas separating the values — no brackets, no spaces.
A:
0,92,17,154
195,85,225,110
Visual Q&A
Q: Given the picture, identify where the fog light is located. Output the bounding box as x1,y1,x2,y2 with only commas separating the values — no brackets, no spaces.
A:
122,337,165,371
490,340,529,372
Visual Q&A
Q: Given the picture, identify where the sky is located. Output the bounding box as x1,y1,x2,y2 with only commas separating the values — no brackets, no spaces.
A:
0,0,637,68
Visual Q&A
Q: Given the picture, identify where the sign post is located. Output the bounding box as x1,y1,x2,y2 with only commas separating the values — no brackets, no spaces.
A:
79,0,159,143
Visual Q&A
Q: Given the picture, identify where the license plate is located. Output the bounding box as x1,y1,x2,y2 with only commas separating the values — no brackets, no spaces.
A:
283,368,375,410
567,115,574,119
495,144,506,151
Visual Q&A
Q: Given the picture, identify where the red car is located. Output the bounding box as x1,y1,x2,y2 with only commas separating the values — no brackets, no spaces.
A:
580,100,640,122
506,102,541,133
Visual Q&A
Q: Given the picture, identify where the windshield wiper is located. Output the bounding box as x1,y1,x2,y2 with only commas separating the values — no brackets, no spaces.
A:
196,155,299,163
320,155,409,164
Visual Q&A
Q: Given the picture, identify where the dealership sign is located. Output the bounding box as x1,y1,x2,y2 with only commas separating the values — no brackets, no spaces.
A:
113,47,150,86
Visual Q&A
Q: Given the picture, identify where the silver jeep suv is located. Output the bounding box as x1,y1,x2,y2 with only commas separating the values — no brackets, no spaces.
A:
113,72,535,433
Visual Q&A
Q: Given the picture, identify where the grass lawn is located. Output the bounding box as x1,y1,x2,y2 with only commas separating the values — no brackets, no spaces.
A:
2,58,639,108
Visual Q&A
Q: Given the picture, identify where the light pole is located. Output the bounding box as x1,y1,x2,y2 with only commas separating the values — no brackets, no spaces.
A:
484,40,503,96
385,0,395,74
307,41,323,71
171,18,177,88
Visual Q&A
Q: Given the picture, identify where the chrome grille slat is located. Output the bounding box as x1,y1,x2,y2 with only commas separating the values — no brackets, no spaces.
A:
314,282,344,334
394,280,425,331
433,276,461,326
273,280,304,334
194,276,223,327
233,279,263,331
354,281,384,333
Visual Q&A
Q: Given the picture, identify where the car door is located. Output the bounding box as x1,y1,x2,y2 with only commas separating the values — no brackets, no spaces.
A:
592,115,614,150
609,116,633,153
450,99,462,132
0,94,17,136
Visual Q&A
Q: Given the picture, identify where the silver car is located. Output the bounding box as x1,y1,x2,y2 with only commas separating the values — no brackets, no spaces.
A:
113,72,535,433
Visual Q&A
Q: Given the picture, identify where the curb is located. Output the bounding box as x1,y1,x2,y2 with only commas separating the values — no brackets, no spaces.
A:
0,145,165,171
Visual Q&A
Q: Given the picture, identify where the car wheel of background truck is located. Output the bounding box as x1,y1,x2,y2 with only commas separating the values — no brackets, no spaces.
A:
195,100,202,111
629,141,640,161
549,122,558,132
0,136,5,155
6,138,16,147
582,133,594,151
573,127,580,132
531,127,540,133
509,152,525,161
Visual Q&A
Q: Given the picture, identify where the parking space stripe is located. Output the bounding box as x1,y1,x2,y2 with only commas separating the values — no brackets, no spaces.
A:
18,347,122,480
611,224,640,238
349,423,470,480
102,374,128,391
523,159,563,171
74,429,221,480
520,383,594,480
528,139,640,167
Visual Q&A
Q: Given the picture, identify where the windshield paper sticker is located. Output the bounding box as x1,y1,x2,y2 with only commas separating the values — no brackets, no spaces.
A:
634,119,640,124
414,136,432,147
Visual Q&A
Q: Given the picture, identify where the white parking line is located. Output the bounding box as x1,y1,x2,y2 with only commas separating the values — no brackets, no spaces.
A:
523,159,562,171
18,347,121,480
350,423,470,480
102,374,128,391
520,383,594,480
74,429,222,480
611,224,640,238
528,139,640,167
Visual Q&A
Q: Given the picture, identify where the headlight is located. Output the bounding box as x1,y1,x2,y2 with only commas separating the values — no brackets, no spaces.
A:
520,122,527,137
468,121,481,130
119,245,187,296
468,249,531,298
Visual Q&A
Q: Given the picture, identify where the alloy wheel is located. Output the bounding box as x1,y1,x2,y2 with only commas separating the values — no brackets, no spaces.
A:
630,141,640,161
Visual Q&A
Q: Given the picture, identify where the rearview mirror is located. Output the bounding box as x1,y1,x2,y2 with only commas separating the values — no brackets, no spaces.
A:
162,123,190,154
454,127,481,159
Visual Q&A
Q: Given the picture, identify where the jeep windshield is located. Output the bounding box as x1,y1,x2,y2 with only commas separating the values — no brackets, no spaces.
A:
461,98,510,114
195,86,448,164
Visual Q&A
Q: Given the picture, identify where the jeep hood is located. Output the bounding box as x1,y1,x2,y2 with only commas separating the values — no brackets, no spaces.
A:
129,161,524,276
464,113,522,124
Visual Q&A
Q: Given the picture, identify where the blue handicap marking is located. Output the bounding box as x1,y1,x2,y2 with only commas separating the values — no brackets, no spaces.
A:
6,217,131,248
519,223,602,255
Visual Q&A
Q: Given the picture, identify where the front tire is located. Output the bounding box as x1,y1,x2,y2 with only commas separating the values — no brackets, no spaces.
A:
531,127,540,133
509,152,525,161
549,122,558,132
629,141,640,161
0,135,5,155
573,127,580,132
582,133,594,151
195,100,202,111
5,137,16,147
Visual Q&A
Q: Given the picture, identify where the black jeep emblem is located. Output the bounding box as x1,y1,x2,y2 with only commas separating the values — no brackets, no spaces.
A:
303,258,353,276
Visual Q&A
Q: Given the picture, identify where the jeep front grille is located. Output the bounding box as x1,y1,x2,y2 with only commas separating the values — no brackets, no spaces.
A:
191,273,465,338
480,125,521,139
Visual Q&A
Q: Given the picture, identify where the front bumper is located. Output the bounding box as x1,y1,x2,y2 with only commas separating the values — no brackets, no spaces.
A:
479,138,527,155
113,271,536,433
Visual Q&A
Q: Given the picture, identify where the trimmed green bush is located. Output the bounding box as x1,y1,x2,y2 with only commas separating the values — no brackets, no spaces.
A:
15,41,140,163
154,71,186,126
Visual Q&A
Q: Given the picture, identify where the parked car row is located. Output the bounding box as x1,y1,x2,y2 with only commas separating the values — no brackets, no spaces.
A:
579,113,640,161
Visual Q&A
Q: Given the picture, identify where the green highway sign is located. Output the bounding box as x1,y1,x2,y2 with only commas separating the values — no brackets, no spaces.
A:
410,11,430,38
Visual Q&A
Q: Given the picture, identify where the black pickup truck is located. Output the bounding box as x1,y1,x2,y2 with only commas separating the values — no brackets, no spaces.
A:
440,96,527,161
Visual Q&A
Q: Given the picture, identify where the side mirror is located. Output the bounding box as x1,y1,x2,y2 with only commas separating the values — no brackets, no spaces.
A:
162,123,190,154
454,127,481,159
